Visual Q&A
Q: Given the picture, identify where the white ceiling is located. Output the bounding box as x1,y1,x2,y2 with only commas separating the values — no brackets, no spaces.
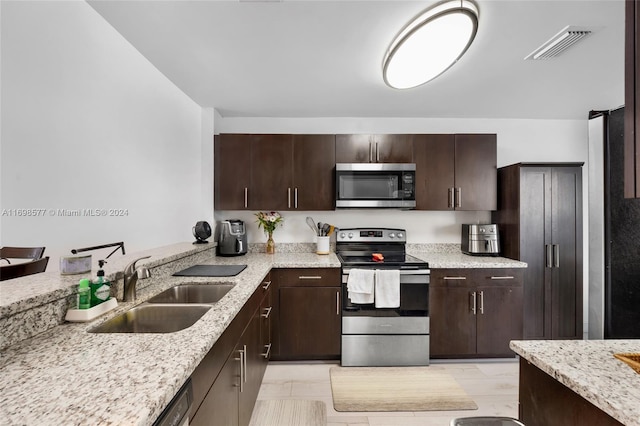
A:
88,0,625,120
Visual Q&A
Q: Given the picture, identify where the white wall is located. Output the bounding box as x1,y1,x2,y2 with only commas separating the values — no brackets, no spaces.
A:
0,1,204,270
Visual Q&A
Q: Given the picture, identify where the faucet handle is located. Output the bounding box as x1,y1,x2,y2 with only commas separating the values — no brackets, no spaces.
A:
125,255,151,274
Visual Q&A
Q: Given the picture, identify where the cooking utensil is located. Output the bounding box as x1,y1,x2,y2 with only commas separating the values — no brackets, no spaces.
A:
327,225,335,236
306,217,318,235
322,223,330,237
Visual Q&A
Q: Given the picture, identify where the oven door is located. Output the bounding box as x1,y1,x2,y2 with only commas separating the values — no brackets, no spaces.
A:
341,269,429,317
335,163,416,208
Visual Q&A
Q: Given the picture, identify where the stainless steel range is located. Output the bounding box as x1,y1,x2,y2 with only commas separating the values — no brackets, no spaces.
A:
336,228,430,367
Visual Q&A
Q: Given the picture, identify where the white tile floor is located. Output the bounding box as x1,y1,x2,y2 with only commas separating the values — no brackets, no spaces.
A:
256,359,520,426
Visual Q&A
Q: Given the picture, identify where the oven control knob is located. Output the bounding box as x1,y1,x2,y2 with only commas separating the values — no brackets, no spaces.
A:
348,233,354,239
339,232,346,239
389,232,396,238
397,232,404,239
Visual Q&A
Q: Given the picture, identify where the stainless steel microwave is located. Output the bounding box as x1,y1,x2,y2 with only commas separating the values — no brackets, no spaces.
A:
335,163,416,208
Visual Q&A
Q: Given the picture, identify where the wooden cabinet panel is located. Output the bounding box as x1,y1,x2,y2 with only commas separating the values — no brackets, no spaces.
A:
414,134,455,210
250,134,293,211
292,135,335,210
624,0,639,198
335,134,374,163
215,134,252,210
191,346,240,426
474,270,524,356
335,134,413,163
430,268,523,358
215,134,335,211
492,163,583,340
414,134,496,211
190,278,271,426
272,268,341,360
454,134,497,211
519,359,624,426
279,286,341,358
430,270,476,357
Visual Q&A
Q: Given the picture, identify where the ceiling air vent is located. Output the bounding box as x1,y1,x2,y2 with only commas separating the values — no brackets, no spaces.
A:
525,26,592,60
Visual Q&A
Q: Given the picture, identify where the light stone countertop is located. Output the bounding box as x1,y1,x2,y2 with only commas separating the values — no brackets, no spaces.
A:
0,251,340,426
408,251,528,269
0,243,523,426
510,339,640,425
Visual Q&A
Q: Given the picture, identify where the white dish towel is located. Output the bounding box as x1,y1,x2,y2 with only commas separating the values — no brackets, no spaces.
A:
347,269,375,304
374,269,400,308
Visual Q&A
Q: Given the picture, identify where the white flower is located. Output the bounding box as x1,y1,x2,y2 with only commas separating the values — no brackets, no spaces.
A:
269,216,276,222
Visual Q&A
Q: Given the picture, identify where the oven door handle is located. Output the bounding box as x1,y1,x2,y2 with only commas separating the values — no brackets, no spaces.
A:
342,268,430,275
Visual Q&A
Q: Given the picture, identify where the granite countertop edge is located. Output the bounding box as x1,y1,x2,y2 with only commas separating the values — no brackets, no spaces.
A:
0,247,524,425
510,339,640,425
0,251,341,426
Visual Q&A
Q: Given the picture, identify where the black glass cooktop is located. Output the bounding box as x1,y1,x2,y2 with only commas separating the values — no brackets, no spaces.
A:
336,253,428,268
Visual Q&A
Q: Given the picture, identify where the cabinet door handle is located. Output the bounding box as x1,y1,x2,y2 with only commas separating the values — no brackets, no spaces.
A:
546,244,552,268
261,306,272,319
490,276,514,280
262,280,272,290
298,275,322,280
369,141,373,163
376,142,379,162
261,343,272,359
448,188,454,209
553,244,560,268
243,344,247,383
336,291,340,315
244,188,248,209
294,188,298,209
444,276,467,280
455,187,462,208
479,290,484,314
470,291,477,315
235,349,245,392
288,187,291,209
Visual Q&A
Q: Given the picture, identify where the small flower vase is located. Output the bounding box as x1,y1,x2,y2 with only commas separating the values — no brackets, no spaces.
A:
266,232,275,254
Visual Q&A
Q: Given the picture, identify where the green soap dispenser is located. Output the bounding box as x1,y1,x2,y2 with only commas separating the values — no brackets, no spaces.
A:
90,260,111,307
78,279,90,309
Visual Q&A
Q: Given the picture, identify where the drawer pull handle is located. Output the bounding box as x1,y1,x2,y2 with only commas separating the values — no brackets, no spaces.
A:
444,276,467,280
261,306,272,319
490,276,514,280
298,276,322,280
262,280,272,290
262,343,272,359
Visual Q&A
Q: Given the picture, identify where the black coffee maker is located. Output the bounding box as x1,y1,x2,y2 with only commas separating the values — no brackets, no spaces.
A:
216,220,248,256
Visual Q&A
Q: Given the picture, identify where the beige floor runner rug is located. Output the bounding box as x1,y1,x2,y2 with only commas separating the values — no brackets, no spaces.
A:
330,366,478,412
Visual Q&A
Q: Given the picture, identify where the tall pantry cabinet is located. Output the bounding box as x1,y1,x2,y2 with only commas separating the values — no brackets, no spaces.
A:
492,163,584,340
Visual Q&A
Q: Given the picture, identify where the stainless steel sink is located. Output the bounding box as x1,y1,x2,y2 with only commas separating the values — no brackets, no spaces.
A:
89,304,211,333
146,284,235,304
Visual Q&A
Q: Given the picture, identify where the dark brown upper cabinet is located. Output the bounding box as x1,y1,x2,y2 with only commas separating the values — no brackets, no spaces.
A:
214,134,253,210
335,134,414,163
292,135,336,210
414,134,497,211
624,0,640,198
214,134,335,211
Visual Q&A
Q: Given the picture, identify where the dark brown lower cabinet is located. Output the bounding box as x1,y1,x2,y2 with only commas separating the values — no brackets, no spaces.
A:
430,268,523,358
271,268,341,360
190,274,272,426
519,359,623,426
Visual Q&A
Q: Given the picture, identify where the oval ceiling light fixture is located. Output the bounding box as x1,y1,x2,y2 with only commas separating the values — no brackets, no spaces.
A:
383,0,479,90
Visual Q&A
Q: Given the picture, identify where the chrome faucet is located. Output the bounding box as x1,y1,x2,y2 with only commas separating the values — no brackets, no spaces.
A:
123,256,151,302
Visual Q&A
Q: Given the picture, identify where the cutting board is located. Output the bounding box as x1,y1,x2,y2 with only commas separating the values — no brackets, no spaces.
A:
173,264,247,277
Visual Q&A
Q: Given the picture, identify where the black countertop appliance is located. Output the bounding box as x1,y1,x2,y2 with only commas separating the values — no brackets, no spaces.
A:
216,219,247,256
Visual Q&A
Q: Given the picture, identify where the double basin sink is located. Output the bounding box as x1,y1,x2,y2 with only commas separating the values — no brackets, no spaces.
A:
90,284,235,334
